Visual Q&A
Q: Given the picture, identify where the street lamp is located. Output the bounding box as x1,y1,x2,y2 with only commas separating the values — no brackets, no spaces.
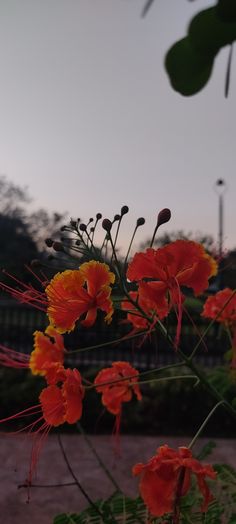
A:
214,178,226,259
214,179,227,290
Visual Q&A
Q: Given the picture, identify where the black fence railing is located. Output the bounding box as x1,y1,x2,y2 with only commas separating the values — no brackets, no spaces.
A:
0,299,229,370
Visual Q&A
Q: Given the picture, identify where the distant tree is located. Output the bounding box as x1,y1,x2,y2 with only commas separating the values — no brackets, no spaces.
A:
140,230,216,254
0,175,65,281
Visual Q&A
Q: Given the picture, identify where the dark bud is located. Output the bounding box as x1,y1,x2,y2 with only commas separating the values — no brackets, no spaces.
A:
102,218,112,232
96,213,102,220
121,205,129,216
157,208,171,227
79,223,87,232
136,217,145,227
52,241,65,252
45,238,53,247
113,214,120,222
90,227,95,233
88,217,93,223
75,240,81,246
70,219,77,228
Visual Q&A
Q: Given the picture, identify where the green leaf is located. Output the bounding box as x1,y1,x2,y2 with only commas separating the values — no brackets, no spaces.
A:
217,0,236,23
189,7,236,56
165,38,213,96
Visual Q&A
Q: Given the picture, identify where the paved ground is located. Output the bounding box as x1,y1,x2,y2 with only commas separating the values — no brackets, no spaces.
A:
0,433,235,524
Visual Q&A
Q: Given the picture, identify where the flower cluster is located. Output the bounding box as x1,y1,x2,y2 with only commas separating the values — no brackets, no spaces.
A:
1,207,228,520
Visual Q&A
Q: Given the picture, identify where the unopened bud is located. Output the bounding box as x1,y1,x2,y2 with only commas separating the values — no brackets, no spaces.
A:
121,205,129,216
45,238,53,247
52,241,65,252
79,223,87,232
102,218,112,232
70,219,77,228
136,217,145,227
75,240,81,246
96,213,102,220
113,214,120,222
157,208,171,227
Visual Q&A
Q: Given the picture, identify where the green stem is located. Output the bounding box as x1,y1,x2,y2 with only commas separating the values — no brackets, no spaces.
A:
66,329,152,354
85,362,185,390
133,374,197,387
188,400,225,450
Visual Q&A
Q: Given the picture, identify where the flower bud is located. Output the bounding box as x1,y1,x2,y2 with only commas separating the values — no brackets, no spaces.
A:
121,205,129,216
45,238,53,247
70,219,77,228
136,217,145,227
102,218,112,232
79,223,87,232
96,213,102,220
113,214,120,222
157,208,171,227
52,242,65,252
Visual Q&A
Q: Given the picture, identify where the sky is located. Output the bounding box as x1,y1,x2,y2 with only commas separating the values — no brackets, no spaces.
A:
0,0,235,255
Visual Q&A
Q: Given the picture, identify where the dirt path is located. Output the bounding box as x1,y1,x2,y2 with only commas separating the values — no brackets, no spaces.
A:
1,434,235,524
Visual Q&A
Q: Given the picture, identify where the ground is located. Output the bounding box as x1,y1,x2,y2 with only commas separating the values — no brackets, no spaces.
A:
0,434,235,524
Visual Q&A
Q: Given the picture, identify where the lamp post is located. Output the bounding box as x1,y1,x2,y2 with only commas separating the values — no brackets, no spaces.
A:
214,178,226,289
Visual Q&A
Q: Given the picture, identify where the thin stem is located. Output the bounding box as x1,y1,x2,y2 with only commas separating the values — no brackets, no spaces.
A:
155,320,236,421
77,423,121,492
67,329,152,355
124,225,138,266
188,400,225,450
136,374,197,387
57,434,116,523
85,362,185,390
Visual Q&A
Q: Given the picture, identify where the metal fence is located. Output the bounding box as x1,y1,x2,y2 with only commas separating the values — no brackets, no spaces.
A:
0,298,228,370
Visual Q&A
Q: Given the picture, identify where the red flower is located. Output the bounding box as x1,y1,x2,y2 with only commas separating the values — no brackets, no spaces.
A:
40,368,84,425
94,361,142,415
121,291,168,331
133,445,216,518
127,241,217,344
202,288,236,326
45,261,115,333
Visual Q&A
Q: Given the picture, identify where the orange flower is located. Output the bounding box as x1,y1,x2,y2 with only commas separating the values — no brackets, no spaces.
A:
94,361,142,415
202,288,236,325
29,325,65,384
40,368,84,426
133,445,216,518
45,261,115,333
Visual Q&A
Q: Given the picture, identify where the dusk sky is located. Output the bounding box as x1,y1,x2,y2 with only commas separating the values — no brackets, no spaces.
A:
0,0,235,255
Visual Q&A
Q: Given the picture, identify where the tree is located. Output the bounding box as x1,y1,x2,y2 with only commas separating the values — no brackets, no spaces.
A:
0,175,65,280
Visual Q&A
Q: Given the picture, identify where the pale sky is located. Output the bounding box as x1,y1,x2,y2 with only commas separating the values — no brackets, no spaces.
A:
0,0,235,255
